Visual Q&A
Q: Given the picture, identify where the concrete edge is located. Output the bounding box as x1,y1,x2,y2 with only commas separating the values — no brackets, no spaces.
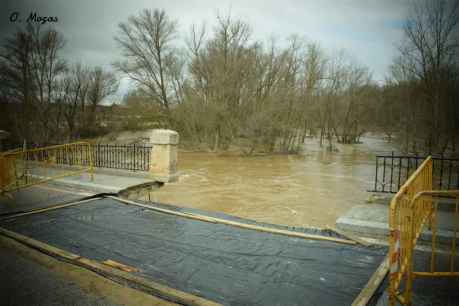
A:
336,216,459,245
30,172,174,193
27,163,180,182
352,254,390,306
325,225,373,247
336,217,389,238
151,173,180,183
0,227,221,306
29,174,120,193
85,162,180,182
112,196,357,246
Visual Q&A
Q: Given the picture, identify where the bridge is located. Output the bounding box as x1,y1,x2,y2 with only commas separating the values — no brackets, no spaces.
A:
0,132,458,306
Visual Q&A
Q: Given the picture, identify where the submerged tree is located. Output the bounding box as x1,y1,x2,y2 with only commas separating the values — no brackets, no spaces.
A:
170,14,378,153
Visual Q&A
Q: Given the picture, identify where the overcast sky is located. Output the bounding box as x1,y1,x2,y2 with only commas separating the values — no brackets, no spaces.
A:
1,0,411,100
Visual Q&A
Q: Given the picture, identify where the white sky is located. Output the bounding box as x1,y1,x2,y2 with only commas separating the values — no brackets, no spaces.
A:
1,0,412,101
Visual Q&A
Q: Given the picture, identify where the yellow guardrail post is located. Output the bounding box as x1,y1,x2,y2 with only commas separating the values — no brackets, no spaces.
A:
430,201,437,273
404,207,414,306
0,142,94,195
451,198,458,272
388,199,398,306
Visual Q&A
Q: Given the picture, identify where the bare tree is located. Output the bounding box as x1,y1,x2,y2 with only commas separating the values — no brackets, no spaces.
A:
299,42,326,143
393,0,459,152
59,64,90,139
29,24,67,142
114,9,180,113
0,26,35,141
176,16,377,154
183,15,255,150
0,24,66,143
85,67,118,131
334,63,372,144
114,9,396,155
1,24,121,144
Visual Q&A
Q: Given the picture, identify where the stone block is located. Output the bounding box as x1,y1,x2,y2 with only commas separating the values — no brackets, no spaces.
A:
148,129,179,182
148,129,179,145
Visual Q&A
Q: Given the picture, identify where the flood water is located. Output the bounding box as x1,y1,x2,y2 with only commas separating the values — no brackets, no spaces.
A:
150,135,397,228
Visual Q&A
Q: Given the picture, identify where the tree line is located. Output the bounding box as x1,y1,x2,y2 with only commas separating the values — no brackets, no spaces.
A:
115,10,374,153
0,24,118,144
1,0,458,154
382,0,459,153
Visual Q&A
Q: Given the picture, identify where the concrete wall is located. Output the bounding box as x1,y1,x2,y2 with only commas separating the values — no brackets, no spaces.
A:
148,129,179,182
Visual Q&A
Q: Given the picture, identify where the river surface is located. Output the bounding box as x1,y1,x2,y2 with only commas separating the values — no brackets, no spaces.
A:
150,135,397,228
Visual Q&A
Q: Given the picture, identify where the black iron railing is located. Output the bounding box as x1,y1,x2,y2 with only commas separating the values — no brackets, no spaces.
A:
4,142,153,172
0,141,22,152
371,152,459,193
27,143,152,172
92,144,152,171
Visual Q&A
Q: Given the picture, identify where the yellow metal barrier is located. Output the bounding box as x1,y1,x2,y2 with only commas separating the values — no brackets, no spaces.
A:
0,142,93,195
389,155,459,305
389,156,432,305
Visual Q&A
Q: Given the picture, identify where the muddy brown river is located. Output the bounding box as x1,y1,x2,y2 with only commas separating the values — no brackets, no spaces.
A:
149,135,396,228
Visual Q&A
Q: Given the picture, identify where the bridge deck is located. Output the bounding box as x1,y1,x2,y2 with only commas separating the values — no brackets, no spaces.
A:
1,196,386,306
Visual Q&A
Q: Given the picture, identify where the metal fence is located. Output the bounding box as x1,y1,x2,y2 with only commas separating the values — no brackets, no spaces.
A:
371,152,459,193
91,144,152,171
2,142,152,172
0,140,21,152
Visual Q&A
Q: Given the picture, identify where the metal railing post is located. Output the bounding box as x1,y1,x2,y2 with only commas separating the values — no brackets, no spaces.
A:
89,143,94,182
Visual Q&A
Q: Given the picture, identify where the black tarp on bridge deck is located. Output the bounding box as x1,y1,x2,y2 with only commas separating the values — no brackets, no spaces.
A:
0,197,387,305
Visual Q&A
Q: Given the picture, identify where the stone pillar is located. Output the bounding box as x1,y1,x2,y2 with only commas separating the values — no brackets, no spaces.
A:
148,129,179,182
